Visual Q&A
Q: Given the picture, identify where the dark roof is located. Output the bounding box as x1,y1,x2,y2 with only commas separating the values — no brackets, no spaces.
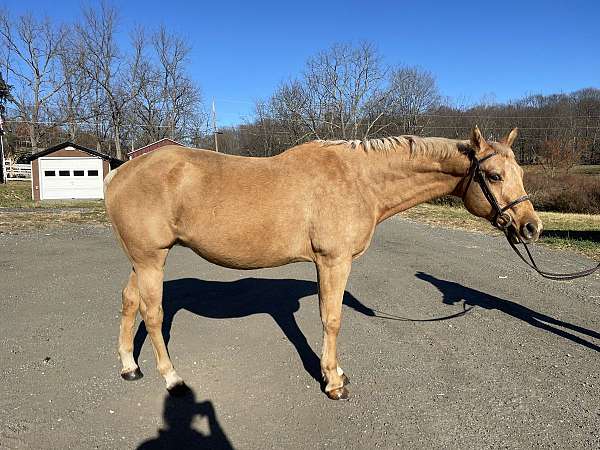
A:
127,138,183,155
26,141,124,164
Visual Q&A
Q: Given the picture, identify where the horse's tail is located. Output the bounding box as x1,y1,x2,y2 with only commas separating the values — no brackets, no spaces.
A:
103,166,119,198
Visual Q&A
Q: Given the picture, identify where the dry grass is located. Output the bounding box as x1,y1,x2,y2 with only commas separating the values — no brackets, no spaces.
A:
0,180,104,209
0,209,108,233
400,204,600,259
0,181,108,233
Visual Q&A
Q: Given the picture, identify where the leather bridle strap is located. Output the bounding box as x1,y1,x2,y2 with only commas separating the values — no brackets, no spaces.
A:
506,233,600,280
466,151,600,281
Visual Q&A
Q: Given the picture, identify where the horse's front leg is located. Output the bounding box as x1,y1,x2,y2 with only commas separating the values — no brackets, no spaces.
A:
316,257,352,400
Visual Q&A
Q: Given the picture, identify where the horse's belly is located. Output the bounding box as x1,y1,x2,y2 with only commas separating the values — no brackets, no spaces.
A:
190,247,310,269
179,223,312,270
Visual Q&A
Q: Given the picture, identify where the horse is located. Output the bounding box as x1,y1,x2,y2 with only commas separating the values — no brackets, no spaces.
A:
104,126,542,400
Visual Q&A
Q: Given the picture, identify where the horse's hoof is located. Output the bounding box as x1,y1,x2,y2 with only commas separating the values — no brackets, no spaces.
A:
342,373,350,386
121,367,143,381
167,381,191,397
326,386,349,400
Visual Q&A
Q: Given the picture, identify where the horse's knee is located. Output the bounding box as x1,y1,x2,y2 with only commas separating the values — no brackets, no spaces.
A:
121,301,137,316
121,287,139,314
323,316,341,335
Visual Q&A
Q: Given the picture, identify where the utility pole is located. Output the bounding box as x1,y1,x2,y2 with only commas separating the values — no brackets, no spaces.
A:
0,113,6,184
212,100,219,153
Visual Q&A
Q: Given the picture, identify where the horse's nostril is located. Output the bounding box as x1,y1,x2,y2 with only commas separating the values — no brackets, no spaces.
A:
522,222,537,240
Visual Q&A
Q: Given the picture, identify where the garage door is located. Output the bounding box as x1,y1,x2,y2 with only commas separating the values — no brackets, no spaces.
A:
39,157,104,200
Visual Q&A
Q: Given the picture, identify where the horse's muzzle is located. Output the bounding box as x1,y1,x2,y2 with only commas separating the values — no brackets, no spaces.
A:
519,221,541,243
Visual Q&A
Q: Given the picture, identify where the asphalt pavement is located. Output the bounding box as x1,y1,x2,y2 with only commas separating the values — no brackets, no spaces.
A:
1,217,599,449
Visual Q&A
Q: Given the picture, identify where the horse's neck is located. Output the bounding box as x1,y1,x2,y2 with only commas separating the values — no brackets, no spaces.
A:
362,147,470,223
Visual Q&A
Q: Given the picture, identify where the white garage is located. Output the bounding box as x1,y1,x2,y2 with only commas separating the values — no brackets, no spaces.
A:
28,142,123,201
39,157,104,200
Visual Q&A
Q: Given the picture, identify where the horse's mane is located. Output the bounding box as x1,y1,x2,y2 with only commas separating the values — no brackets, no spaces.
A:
318,135,513,160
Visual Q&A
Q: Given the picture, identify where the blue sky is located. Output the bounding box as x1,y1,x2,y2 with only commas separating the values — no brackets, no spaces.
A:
5,0,600,125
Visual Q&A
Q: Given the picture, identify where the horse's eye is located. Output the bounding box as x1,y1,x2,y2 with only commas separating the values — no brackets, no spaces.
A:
488,173,502,182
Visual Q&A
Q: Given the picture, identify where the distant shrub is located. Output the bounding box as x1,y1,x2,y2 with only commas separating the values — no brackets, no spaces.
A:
429,196,462,207
525,172,600,214
428,171,600,215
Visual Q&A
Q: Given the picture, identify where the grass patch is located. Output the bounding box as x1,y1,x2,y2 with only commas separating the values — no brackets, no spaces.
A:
400,203,600,259
573,165,600,176
0,181,104,209
539,237,599,255
0,181,107,233
0,181,31,207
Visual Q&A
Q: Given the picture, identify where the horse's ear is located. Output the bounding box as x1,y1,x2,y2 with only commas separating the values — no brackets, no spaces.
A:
501,128,519,147
470,125,487,153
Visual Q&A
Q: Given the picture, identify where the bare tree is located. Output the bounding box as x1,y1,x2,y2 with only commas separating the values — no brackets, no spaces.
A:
380,66,441,135
153,26,201,140
302,42,386,139
57,34,93,141
75,2,147,159
258,42,387,145
129,26,203,146
0,10,65,150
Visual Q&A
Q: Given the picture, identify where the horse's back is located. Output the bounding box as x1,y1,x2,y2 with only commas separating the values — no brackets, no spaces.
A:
105,145,326,266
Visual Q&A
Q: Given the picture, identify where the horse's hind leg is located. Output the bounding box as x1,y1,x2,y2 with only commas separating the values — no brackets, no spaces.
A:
119,270,143,380
135,250,185,393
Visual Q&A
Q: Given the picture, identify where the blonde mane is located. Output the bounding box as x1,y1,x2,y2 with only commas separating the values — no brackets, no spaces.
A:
318,135,514,160
319,135,473,159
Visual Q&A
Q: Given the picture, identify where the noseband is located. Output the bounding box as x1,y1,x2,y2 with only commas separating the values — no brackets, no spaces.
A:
465,151,600,280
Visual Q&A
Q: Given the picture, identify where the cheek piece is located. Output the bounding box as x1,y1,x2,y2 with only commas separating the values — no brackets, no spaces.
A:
463,151,600,280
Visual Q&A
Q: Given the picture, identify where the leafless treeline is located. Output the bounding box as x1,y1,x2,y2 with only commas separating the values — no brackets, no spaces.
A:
425,89,600,166
208,44,600,166
0,2,204,159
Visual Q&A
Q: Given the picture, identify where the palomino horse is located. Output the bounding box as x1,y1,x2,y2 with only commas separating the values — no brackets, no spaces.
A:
104,126,542,400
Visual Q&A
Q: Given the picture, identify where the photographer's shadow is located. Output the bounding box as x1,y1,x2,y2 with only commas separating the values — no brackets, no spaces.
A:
133,277,373,384
416,271,600,352
137,385,233,450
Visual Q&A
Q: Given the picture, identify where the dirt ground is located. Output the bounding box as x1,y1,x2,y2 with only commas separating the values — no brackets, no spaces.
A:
1,217,599,449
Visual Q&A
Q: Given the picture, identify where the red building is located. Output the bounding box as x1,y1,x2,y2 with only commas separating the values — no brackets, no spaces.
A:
127,138,184,160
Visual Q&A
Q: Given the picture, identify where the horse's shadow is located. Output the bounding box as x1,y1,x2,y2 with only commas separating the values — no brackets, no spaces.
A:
133,273,600,388
133,277,375,384
416,271,600,352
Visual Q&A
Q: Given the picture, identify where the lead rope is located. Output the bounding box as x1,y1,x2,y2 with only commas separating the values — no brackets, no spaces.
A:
467,151,600,281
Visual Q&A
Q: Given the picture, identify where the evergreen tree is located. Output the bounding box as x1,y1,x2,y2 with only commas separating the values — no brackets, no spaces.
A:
0,72,12,118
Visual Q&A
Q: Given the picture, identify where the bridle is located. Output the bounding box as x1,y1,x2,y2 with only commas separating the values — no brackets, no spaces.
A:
465,152,530,230
465,151,600,281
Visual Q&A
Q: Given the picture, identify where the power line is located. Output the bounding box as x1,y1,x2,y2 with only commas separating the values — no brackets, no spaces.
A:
5,112,600,127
